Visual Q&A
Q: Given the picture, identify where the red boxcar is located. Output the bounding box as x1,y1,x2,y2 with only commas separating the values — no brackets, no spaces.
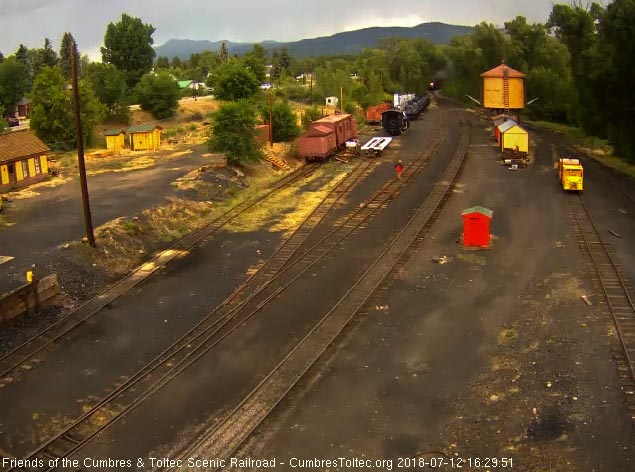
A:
297,125,337,160
297,113,358,161
366,103,390,124
313,114,358,147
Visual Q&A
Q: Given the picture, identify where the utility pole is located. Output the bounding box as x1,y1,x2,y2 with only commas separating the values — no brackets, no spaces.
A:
340,86,343,113
268,91,274,147
71,41,96,247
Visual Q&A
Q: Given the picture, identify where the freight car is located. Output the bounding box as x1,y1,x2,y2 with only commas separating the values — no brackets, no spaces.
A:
382,109,409,136
366,103,391,124
403,94,430,120
297,113,358,161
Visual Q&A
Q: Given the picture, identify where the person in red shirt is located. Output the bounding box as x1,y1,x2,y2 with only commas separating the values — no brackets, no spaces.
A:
394,160,404,180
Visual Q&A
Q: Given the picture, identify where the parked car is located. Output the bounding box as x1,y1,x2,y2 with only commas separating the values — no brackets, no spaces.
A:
7,117,19,127
259,83,273,90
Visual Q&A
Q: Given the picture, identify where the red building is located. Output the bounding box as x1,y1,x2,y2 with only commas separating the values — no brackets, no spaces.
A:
462,206,493,248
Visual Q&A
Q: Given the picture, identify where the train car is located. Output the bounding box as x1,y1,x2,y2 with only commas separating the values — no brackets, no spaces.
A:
382,109,409,136
297,113,358,161
404,95,431,120
559,158,584,191
366,103,391,124
313,114,358,148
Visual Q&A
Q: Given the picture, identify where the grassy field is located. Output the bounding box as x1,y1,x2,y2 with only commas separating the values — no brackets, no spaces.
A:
527,119,635,179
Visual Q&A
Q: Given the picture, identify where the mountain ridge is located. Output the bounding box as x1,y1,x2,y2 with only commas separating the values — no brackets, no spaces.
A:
154,22,474,59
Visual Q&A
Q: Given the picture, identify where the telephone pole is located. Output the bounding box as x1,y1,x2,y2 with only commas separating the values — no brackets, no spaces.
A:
269,91,274,147
71,41,96,247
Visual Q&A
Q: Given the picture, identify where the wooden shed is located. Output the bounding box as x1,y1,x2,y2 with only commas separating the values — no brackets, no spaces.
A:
126,124,162,151
499,122,529,155
104,129,126,152
0,130,50,190
462,206,493,248
481,64,525,111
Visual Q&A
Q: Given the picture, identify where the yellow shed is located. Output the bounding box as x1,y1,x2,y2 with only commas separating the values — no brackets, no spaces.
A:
481,64,525,110
104,129,126,152
499,122,529,155
126,124,163,151
0,129,50,191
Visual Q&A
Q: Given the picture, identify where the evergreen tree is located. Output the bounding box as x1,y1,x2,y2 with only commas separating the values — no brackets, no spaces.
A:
42,38,58,67
219,41,229,62
59,32,78,79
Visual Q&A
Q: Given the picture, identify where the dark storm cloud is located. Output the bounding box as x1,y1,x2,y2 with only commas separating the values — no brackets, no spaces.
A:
0,0,605,59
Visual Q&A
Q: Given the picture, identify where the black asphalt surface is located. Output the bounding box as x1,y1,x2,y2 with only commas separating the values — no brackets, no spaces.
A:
231,117,635,471
0,146,209,293
2,106,634,471
4,106,460,465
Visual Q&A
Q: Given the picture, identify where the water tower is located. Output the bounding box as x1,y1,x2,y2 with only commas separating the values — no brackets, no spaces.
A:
481,63,525,122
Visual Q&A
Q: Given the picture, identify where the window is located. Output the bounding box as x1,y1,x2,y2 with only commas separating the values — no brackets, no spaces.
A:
34,157,41,175
21,160,29,178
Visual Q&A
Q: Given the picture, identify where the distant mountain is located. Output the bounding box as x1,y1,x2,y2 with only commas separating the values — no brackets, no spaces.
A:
154,22,474,59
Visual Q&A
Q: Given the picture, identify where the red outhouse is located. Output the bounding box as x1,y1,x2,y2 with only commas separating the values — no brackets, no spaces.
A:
462,206,493,248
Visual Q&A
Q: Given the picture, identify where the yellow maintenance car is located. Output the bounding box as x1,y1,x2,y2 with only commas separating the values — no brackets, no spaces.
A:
559,158,584,191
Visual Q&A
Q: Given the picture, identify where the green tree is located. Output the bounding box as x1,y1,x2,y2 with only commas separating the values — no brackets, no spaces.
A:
59,32,78,78
41,38,58,67
15,44,32,90
260,101,300,142
596,0,635,161
101,13,156,89
30,66,104,146
83,62,127,115
211,61,259,101
209,100,261,164
0,57,28,114
156,56,170,69
243,44,267,82
301,106,323,130
0,52,4,63
134,72,180,119
0,105,6,132
219,41,229,62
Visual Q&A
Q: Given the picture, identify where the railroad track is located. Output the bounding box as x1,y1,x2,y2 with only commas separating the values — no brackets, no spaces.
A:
4,117,449,471
171,117,471,469
0,164,320,386
569,194,635,422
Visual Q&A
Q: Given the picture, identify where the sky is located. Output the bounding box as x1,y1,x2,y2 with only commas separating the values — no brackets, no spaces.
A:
0,0,597,61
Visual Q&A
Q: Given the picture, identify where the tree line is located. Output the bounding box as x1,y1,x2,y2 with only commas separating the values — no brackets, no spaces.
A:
1,1,633,163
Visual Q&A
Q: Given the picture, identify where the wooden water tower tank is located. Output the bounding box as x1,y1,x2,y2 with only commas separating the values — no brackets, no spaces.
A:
481,63,525,116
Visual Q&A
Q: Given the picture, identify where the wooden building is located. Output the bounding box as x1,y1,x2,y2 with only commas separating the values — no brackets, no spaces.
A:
498,121,529,155
126,124,162,151
0,130,50,190
462,206,493,248
481,63,525,119
104,129,126,152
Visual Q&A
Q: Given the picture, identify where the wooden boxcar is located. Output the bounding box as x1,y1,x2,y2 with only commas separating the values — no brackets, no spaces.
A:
313,114,358,147
366,103,391,124
297,125,338,161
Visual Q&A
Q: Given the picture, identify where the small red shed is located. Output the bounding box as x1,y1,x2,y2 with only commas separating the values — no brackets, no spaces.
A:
462,206,493,248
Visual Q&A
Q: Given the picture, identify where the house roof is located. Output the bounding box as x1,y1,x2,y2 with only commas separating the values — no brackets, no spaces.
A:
16,98,31,106
0,129,50,164
462,206,494,218
178,80,194,89
497,120,518,133
481,64,525,78
104,129,126,136
126,124,163,133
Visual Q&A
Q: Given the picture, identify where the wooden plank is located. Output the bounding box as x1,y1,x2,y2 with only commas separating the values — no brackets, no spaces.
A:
0,275,61,324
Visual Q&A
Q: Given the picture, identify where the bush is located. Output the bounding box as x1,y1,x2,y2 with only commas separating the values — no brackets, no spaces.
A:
344,103,357,115
260,101,301,142
301,106,323,130
210,61,259,101
134,72,180,119
209,101,261,164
